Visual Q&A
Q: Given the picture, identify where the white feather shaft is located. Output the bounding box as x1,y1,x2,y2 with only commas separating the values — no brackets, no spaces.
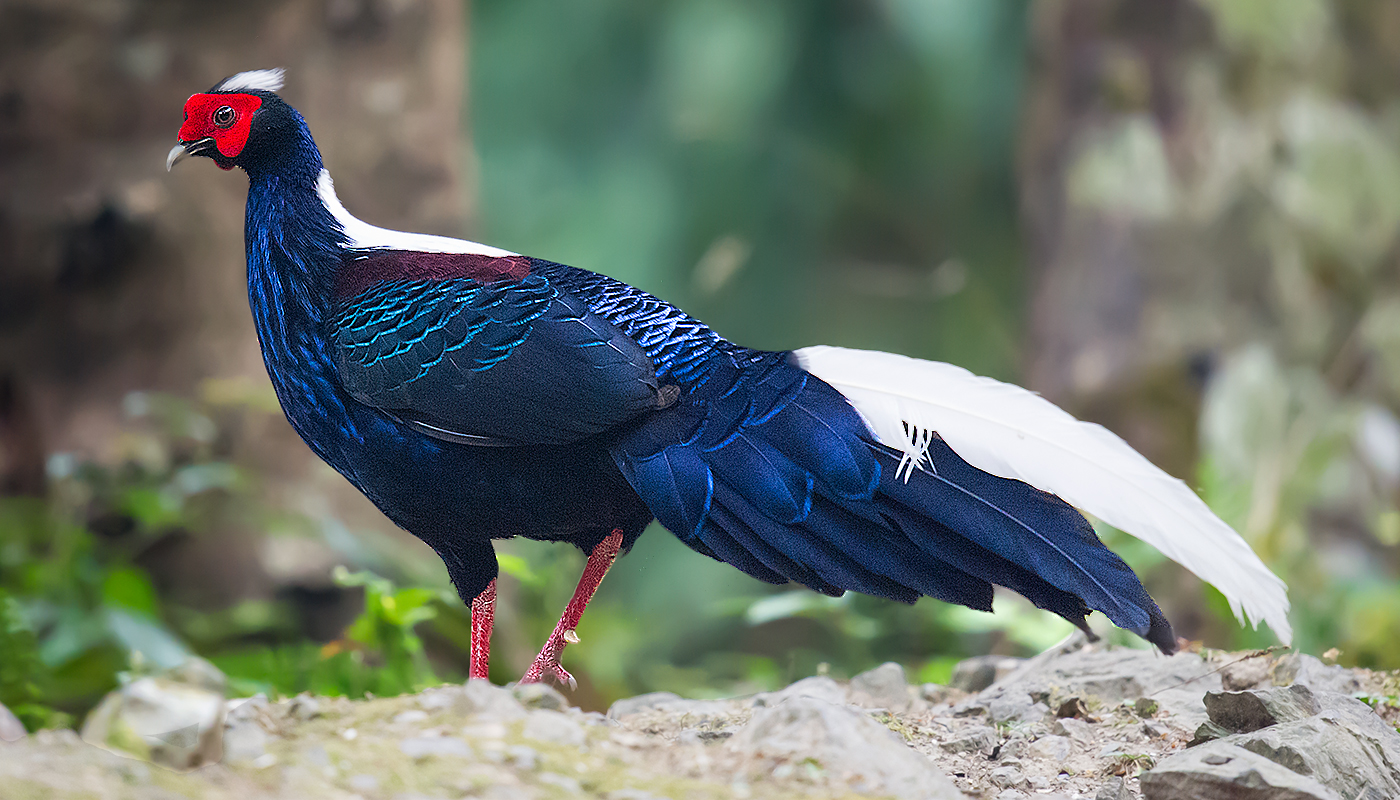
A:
794,345,1292,644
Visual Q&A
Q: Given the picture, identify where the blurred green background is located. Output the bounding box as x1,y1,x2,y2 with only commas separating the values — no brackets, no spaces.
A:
2,0,1399,728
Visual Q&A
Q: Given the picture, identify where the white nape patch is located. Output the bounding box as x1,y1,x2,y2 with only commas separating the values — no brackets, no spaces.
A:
215,68,286,93
316,170,517,257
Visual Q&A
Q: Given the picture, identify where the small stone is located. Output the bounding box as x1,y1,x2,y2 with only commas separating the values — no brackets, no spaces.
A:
988,694,1048,724
417,687,458,710
848,662,913,712
513,682,568,711
730,696,963,799
522,709,585,747
994,791,1030,800
0,702,26,742
606,791,673,800
1270,654,1361,694
392,709,429,725
399,736,472,759
1220,657,1270,691
1052,716,1093,744
225,694,269,724
538,771,583,792
1029,734,1072,761
163,656,227,694
998,736,1029,759
347,774,380,792
1203,684,1321,733
463,679,527,720
222,717,268,762
287,693,320,721
1141,742,1343,800
1187,720,1230,747
507,744,539,770
1141,720,1170,739
949,655,1024,693
608,692,683,718
79,677,225,770
989,765,1026,789
753,676,848,708
1095,776,1129,800
919,684,958,704
940,724,998,754
1057,697,1091,719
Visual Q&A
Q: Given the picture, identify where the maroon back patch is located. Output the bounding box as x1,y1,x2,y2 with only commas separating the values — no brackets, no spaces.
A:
335,252,532,298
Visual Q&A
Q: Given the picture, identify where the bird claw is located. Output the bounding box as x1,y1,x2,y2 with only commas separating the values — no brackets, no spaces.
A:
520,653,577,691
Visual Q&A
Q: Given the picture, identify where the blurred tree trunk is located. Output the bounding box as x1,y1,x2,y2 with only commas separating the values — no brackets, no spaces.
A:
0,0,473,631
1020,0,1400,651
0,0,470,488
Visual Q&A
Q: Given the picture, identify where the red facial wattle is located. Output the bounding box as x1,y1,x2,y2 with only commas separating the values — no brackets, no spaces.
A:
178,93,263,160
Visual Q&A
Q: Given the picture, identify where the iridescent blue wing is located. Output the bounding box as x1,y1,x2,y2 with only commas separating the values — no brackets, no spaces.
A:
331,252,665,446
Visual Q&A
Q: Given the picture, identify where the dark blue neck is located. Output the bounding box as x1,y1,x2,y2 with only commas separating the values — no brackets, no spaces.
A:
242,116,360,462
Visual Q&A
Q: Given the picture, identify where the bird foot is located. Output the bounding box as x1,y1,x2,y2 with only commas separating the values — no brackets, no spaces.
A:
519,629,578,691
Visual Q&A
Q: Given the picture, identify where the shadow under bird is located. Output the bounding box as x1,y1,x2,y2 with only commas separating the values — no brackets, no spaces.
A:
167,69,1292,687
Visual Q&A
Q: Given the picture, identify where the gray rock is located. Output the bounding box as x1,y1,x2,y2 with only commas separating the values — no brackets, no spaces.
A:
222,716,268,762
608,691,682,719
989,765,1026,789
512,682,569,711
606,691,733,721
0,702,25,742
1271,654,1362,695
949,655,1024,692
537,771,582,793
163,656,227,694
919,684,958,704
507,744,539,770
753,676,848,708
522,709,585,747
1028,734,1072,761
1220,657,1271,691
1141,741,1343,800
463,679,527,720
1203,685,1321,733
1221,693,1400,800
849,662,913,712
988,695,1049,725
399,736,472,759
730,696,962,800
1052,716,1093,744
1095,776,1128,800
940,724,998,754
391,709,429,725
347,774,380,792
79,676,225,770
286,693,320,721
980,646,1221,726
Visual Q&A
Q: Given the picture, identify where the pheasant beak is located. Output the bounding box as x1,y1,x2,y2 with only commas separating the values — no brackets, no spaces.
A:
165,137,215,171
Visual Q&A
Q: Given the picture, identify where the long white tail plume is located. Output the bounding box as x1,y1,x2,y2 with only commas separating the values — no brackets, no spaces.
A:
794,345,1292,645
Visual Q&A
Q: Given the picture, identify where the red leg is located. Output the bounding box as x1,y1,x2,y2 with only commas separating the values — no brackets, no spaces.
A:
469,579,496,681
520,529,624,690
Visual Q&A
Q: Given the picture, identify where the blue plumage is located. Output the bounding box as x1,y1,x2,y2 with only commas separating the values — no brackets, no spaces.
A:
176,80,1177,663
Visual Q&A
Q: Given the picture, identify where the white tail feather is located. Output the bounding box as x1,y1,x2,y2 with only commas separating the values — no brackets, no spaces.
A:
794,345,1292,645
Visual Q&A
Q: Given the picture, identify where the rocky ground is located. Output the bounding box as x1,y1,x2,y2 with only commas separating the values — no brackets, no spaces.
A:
2,635,1398,800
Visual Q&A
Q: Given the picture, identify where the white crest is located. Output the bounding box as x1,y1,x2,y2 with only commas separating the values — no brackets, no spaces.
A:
215,68,286,93
794,345,1294,645
316,170,517,257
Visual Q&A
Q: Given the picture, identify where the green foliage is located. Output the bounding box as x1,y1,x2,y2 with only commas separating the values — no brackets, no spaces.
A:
210,568,448,700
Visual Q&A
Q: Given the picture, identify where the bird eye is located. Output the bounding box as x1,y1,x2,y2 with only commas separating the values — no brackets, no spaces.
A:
213,105,236,128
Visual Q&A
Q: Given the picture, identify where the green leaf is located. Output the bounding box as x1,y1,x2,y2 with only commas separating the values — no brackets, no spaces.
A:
496,553,542,587
101,568,159,617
